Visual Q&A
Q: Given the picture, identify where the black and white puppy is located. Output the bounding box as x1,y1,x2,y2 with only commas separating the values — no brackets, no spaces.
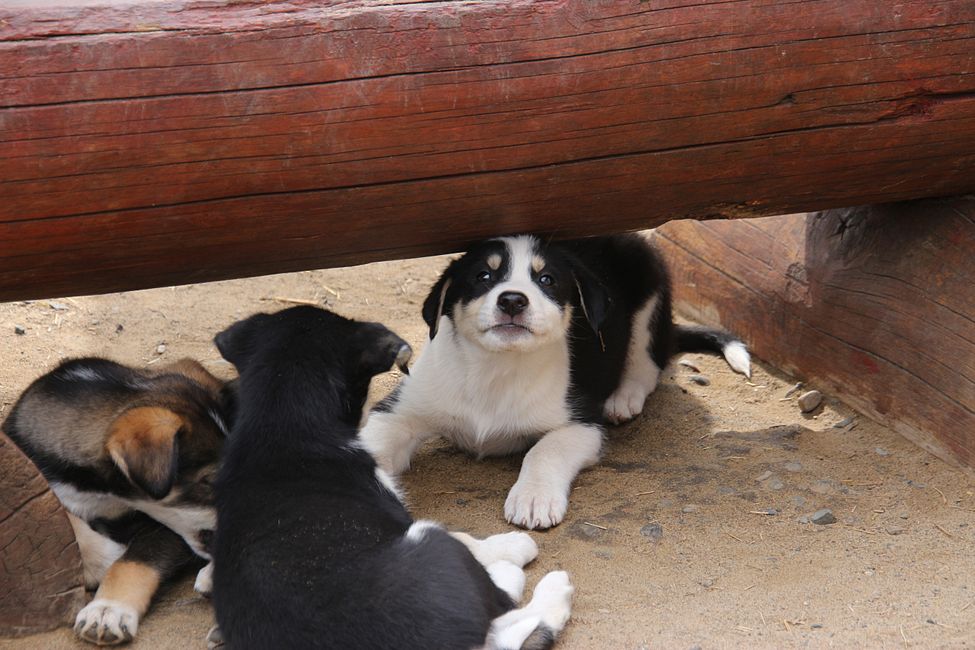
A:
359,233,751,530
2,358,232,645
211,306,573,650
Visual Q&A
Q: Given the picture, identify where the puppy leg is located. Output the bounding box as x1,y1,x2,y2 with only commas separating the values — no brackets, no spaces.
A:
358,410,435,475
504,424,603,530
485,561,526,602
604,295,661,425
450,531,538,568
488,571,574,649
75,522,197,646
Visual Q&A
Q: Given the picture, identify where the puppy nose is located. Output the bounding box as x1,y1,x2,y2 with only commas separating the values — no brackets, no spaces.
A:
497,291,528,316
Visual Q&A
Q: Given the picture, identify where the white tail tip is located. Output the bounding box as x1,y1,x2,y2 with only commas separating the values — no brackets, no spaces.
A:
723,341,751,378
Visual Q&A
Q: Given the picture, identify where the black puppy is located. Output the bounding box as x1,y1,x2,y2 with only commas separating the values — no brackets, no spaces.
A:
211,306,573,650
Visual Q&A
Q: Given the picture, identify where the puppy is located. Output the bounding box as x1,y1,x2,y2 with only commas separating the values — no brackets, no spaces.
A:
359,233,751,530
2,357,232,645
211,306,573,650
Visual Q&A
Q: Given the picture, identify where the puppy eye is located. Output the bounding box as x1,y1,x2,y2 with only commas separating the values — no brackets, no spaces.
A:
476,271,492,282
538,274,555,286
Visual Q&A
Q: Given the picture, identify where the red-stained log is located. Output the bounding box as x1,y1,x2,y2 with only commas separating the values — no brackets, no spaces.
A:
0,432,86,637
654,199,975,473
2,0,975,300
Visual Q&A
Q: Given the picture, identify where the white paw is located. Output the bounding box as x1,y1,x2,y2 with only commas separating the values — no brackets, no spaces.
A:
194,562,214,597
530,571,574,630
487,560,526,602
603,379,649,424
504,480,568,530
74,599,139,646
482,531,538,567
359,431,413,475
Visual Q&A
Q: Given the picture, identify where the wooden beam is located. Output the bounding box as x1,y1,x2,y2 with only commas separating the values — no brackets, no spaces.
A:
654,199,975,473
2,0,975,300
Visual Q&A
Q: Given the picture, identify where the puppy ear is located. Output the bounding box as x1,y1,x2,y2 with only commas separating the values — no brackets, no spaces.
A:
573,264,610,335
353,322,413,378
106,407,182,499
421,269,454,340
214,313,268,369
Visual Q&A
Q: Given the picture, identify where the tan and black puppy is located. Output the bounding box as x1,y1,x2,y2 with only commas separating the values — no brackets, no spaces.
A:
2,357,233,646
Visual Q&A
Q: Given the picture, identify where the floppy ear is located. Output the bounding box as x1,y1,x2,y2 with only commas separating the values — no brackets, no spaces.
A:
421,266,455,340
572,263,610,336
353,322,413,379
214,313,268,370
106,407,183,499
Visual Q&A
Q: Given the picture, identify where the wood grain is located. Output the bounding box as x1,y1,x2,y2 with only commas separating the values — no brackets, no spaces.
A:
0,432,86,637
2,0,975,300
655,198,975,472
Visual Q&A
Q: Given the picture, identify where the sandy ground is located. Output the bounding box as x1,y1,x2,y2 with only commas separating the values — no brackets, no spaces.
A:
1,243,973,649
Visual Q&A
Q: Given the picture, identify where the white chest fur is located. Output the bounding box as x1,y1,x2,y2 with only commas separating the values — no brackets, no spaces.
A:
398,320,574,457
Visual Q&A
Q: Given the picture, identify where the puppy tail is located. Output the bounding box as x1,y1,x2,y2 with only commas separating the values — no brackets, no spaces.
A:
674,325,751,378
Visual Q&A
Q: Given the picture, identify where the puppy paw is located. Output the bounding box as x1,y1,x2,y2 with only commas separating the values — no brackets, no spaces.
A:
194,562,214,597
477,531,539,567
603,380,649,424
74,599,139,646
530,571,574,631
504,481,568,530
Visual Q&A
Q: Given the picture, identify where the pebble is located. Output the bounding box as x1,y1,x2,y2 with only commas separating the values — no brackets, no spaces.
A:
810,509,836,525
592,550,612,560
791,495,806,508
885,525,906,535
898,512,909,520
784,382,803,397
115,324,124,333
640,523,663,541
874,447,890,457
768,478,785,490
688,374,710,386
810,480,833,495
454,498,468,506
784,461,803,472
49,301,69,311
14,325,26,335
681,504,700,513
156,343,167,355
811,624,823,629
755,470,773,482
797,390,823,413
797,515,810,524
678,360,701,373
833,416,855,428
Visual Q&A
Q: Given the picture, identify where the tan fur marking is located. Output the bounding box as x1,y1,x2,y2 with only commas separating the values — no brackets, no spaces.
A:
155,358,223,395
531,255,545,273
106,407,183,495
95,561,161,615
487,254,501,271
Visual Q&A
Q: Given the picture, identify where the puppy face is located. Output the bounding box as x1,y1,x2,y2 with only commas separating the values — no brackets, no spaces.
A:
423,236,607,353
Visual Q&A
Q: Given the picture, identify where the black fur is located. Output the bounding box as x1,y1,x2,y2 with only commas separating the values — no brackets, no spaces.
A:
211,306,515,649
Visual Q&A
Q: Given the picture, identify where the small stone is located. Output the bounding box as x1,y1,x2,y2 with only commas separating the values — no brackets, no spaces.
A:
455,498,468,506
640,523,663,541
885,525,905,535
156,343,167,355
689,374,710,386
755,470,773,482
115,324,124,333
811,623,823,629
13,325,26,335
768,478,785,490
681,504,700,513
784,461,803,472
797,515,810,524
784,382,803,397
593,550,612,560
797,390,823,413
810,509,836,525
874,447,890,457
810,480,832,495
898,512,909,520
678,359,701,373
699,578,714,588
833,416,855,428
49,301,69,311
791,495,806,508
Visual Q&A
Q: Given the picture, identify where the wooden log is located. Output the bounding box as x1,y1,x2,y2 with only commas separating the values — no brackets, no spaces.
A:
2,0,975,301
654,198,975,472
0,431,86,637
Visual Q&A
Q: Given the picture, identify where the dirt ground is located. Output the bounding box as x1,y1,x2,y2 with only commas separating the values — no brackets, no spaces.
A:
1,241,973,649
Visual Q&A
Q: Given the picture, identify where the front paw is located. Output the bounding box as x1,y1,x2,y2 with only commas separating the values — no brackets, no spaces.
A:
603,379,648,424
504,480,568,530
74,599,139,646
194,562,214,597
